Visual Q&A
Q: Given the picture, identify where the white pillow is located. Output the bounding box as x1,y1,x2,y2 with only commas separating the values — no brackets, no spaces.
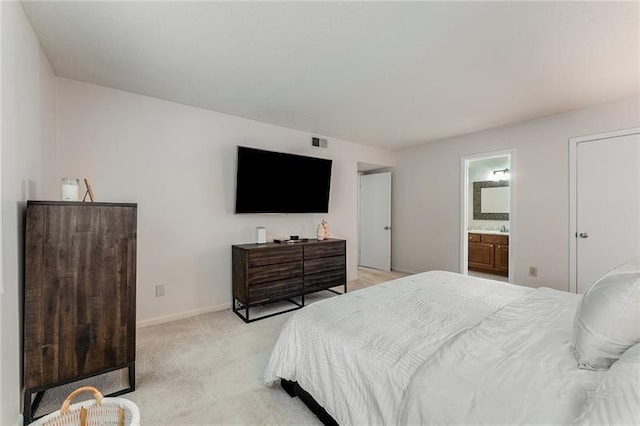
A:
571,343,640,425
572,258,640,370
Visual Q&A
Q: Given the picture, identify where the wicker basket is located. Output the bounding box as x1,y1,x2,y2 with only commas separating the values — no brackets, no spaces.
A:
29,386,140,426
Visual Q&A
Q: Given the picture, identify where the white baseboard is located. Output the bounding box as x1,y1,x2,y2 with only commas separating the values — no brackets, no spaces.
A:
391,266,420,275
137,302,229,328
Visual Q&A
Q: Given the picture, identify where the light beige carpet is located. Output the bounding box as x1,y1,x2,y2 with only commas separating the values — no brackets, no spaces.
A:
31,268,409,425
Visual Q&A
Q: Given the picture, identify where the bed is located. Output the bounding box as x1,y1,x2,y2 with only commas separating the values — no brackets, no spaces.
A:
264,265,640,425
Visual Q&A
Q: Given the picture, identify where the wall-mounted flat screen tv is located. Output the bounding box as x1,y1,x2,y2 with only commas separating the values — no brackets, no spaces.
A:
234,146,333,214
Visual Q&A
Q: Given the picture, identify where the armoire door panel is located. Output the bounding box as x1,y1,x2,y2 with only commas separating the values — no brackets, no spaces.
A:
24,201,137,390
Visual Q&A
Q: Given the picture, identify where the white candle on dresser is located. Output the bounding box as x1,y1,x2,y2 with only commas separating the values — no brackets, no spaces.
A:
61,178,80,201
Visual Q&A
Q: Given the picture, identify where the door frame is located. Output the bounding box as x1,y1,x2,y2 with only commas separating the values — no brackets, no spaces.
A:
568,126,640,293
460,149,515,282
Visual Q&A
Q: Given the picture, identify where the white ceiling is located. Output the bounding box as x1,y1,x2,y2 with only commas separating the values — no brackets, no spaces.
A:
20,1,640,151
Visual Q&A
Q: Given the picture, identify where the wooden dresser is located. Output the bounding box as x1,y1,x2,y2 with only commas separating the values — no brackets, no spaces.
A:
232,238,346,322
23,201,137,423
468,232,509,276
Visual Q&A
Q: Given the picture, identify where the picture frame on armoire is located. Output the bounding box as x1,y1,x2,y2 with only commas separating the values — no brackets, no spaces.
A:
83,178,95,202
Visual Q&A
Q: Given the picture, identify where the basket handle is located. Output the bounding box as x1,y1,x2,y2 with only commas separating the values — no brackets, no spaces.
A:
60,386,104,414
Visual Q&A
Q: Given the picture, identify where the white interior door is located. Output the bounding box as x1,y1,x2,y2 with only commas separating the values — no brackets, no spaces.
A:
359,172,391,271
576,132,640,293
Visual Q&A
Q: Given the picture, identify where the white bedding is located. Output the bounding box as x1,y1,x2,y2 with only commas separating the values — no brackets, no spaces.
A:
399,288,602,425
263,271,605,425
264,270,533,425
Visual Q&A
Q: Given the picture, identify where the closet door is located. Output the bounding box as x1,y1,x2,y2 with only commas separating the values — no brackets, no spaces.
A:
359,172,392,271
575,132,640,293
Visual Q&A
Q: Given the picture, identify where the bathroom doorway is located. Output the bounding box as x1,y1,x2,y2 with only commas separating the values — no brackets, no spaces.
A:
460,151,514,282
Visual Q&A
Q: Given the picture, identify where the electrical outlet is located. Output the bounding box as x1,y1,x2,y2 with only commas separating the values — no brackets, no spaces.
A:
155,284,165,297
528,266,538,277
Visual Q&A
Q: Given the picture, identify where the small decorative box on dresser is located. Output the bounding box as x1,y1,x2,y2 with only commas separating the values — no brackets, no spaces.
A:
232,238,347,322
23,201,137,424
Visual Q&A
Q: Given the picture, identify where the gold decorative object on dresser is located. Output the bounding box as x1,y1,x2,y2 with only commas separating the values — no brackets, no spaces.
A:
23,201,137,424
468,232,509,276
232,238,347,322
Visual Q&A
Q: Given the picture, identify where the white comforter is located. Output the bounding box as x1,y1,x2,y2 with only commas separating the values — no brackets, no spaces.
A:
263,271,603,425
399,287,602,425
264,270,533,425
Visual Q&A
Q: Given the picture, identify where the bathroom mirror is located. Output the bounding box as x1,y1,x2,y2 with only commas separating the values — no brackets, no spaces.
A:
473,180,509,220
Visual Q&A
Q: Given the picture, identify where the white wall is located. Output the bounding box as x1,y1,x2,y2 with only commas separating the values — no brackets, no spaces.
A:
55,77,395,325
1,1,57,424
392,96,640,291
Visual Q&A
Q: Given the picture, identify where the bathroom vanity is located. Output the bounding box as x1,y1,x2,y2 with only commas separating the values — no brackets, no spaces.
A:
468,231,509,276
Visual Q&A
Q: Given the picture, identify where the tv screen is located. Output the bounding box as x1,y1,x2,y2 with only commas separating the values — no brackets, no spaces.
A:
235,146,333,214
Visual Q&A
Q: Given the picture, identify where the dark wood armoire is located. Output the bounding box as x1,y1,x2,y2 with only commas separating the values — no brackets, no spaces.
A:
23,201,137,423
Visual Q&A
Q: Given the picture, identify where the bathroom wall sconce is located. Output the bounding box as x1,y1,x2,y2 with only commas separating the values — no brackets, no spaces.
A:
491,168,510,181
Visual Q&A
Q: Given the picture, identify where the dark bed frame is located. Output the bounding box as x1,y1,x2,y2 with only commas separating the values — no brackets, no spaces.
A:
281,380,339,426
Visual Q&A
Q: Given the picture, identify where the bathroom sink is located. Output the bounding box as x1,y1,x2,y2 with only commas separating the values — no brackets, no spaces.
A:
468,230,509,235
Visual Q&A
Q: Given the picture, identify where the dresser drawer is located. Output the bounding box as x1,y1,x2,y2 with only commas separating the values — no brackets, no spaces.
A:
304,269,346,294
304,241,346,260
305,255,346,275
248,261,303,285
248,277,303,304
468,233,481,242
248,246,302,267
